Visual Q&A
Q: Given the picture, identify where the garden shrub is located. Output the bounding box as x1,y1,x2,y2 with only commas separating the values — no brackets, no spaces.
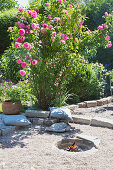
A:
0,8,18,56
8,0,111,110
66,58,106,103
0,47,22,82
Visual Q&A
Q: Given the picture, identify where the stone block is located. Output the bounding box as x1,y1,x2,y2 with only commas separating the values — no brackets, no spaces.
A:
106,97,112,104
28,118,44,125
91,117,113,128
25,110,50,118
102,98,108,105
78,102,86,108
72,115,91,125
1,126,16,136
97,100,103,106
43,118,57,126
84,101,97,108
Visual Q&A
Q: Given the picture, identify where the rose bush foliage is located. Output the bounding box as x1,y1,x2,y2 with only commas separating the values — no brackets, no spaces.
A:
8,0,111,109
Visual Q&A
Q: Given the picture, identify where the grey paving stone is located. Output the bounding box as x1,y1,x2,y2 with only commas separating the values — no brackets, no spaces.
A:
43,118,57,126
72,115,91,124
91,117,113,128
25,110,50,118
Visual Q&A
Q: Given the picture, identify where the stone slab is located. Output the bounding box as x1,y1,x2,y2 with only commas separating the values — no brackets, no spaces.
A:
72,115,91,125
28,118,45,125
84,101,97,108
91,117,113,128
78,102,86,108
76,134,100,149
25,110,50,118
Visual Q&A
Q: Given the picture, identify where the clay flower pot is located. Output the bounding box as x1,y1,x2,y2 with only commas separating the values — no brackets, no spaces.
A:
2,100,22,115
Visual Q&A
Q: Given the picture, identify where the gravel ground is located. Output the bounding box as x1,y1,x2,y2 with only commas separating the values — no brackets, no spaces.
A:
0,103,113,170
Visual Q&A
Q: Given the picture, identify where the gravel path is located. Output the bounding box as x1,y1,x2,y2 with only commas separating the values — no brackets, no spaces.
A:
0,103,113,170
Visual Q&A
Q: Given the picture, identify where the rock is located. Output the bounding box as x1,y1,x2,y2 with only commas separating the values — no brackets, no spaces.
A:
43,118,57,126
78,102,86,108
84,101,97,108
0,120,16,136
102,98,108,105
76,134,100,149
107,96,112,103
72,115,91,125
46,122,71,132
91,117,113,128
25,110,50,118
49,107,73,121
97,99,103,106
28,118,44,125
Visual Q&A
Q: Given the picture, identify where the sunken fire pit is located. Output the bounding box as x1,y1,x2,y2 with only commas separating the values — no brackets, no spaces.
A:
57,135,100,153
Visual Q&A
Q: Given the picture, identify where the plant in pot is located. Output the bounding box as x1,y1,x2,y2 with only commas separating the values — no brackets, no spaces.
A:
0,81,22,114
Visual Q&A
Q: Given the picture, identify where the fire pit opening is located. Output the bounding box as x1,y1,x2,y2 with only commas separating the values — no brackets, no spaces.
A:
57,138,94,152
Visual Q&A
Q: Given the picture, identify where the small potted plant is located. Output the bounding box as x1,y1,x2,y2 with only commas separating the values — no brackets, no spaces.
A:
0,81,22,114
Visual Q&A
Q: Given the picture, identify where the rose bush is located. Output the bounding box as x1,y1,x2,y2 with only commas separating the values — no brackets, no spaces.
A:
8,0,111,109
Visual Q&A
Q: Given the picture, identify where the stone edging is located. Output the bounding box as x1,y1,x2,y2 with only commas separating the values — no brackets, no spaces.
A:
72,115,113,129
77,96,113,108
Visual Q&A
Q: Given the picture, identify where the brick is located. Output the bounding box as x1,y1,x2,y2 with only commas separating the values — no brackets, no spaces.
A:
91,117,113,128
84,101,97,108
25,110,50,118
72,115,91,124
78,102,86,108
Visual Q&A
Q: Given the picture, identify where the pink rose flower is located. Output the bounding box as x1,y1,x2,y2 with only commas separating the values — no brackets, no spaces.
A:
19,8,23,12
98,25,103,30
31,23,37,29
29,57,32,61
87,29,91,35
53,17,59,22
15,42,21,48
19,23,25,29
32,59,37,65
19,29,25,35
24,42,31,50
18,22,20,25
50,20,54,23
39,40,42,43
21,62,27,68
16,38,22,43
65,10,68,14
21,36,25,41
105,12,108,16
105,36,110,41
63,34,67,40
48,14,51,19
60,40,65,44
69,4,73,8
27,10,32,13
17,59,22,64
52,31,56,36
46,3,50,6
108,41,112,48
58,0,62,3
35,9,39,13
79,20,83,28
40,27,43,33
19,70,26,76
22,17,26,20
74,38,77,41
8,27,12,31
48,25,53,29
31,11,37,18
43,24,47,28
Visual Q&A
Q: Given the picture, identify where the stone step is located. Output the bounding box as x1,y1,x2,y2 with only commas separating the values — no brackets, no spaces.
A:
90,117,113,128
25,110,50,118
72,115,91,125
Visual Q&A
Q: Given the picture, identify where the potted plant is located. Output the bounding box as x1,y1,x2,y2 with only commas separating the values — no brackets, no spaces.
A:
0,81,22,114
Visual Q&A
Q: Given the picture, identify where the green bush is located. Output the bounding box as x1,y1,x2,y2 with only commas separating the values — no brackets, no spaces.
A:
0,47,22,82
67,58,106,103
0,8,18,56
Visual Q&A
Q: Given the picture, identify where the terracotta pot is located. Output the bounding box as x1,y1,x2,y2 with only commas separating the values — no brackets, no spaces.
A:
2,100,22,115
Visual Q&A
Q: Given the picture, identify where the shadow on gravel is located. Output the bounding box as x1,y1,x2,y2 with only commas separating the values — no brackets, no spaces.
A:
0,124,81,149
